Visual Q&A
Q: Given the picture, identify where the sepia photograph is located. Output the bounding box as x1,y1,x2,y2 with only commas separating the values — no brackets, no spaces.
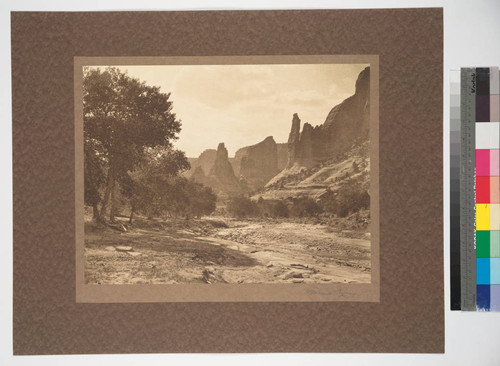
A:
76,56,378,301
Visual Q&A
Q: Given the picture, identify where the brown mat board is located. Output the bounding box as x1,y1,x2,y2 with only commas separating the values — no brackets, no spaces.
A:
12,9,443,354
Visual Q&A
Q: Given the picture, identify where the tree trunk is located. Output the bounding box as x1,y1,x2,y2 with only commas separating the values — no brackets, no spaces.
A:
92,203,100,220
129,205,135,224
110,181,117,223
99,167,115,222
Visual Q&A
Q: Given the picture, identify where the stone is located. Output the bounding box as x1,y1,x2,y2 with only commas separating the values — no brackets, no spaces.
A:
276,143,289,171
184,149,217,178
287,113,301,168
207,143,242,197
286,67,370,168
115,246,133,252
233,136,280,190
127,251,142,257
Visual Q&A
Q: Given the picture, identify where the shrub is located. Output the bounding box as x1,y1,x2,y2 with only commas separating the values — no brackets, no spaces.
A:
320,183,369,217
226,195,259,218
257,199,289,218
290,197,323,217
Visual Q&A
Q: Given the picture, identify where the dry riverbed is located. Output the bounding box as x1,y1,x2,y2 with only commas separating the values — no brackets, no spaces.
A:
85,217,371,285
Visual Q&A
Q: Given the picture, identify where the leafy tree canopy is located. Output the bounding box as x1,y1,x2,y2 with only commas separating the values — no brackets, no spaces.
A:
83,67,184,221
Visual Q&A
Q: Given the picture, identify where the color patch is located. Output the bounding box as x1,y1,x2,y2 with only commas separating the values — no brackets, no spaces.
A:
476,95,490,122
490,285,500,311
476,230,490,257
491,231,500,257
490,177,499,203
477,204,490,230
476,122,500,149
492,258,500,284
491,204,500,230
476,150,491,176
491,150,500,176
491,95,500,121
476,177,490,203
477,258,491,284
477,285,491,310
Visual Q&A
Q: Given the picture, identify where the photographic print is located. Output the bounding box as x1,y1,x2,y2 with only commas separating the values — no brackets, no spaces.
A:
13,10,444,354
75,56,379,302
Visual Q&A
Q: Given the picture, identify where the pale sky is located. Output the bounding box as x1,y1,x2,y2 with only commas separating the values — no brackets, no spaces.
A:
91,63,368,157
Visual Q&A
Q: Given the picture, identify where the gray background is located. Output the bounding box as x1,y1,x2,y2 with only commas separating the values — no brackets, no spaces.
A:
2,0,500,364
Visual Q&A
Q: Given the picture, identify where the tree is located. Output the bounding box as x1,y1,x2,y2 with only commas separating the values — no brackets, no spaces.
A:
227,195,258,218
185,182,217,218
290,196,323,217
83,67,182,222
126,147,190,222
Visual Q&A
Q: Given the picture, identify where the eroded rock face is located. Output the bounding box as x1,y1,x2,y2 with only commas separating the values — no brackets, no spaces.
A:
207,143,241,196
184,149,216,178
298,122,313,167
276,143,289,171
287,67,370,167
190,166,210,185
233,136,279,191
287,113,301,168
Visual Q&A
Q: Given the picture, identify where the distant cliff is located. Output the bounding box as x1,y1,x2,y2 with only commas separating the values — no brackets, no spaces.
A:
287,66,370,167
189,143,242,198
233,136,280,191
185,149,217,178
187,67,369,198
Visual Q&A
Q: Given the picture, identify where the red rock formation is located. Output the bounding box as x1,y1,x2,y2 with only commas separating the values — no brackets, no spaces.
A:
184,149,217,178
286,67,370,167
207,143,242,196
276,143,289,171
233,136,279,190
287,113,301,168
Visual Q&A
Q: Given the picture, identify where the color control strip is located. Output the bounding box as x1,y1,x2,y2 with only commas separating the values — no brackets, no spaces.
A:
452,67,500,311
475,67,500,311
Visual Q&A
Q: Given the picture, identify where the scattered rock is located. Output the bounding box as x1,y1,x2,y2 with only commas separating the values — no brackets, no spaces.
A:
127,251,141,257
290,263,309,269
283,271,304,280
292,279,304,284
115,246,133,252
202,269,215,284
109,223,127,232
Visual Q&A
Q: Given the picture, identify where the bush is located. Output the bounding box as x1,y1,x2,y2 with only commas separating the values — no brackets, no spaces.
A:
257,199,289,218
273,201,290,218
320,183,369,217
185,182,217,218
290,197,323,217
226,195,259,218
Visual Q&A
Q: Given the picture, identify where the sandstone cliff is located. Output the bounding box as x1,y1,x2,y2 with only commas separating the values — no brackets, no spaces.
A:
184,149,217,178
199,143,242,197
287,66,370,167
233,136,280,191
276,143,289,171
